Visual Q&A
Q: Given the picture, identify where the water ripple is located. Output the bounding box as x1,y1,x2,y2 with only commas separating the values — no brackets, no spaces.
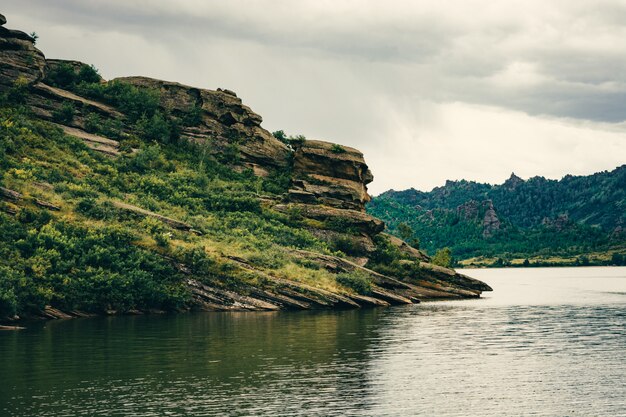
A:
1,267,625,416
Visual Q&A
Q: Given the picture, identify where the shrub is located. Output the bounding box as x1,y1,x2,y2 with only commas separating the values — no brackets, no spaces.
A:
181,105,203,126
52,102,75,123
272,130,287,142
330,144,346,154
135,112,172,143
336,271,372,295
432,247,452,268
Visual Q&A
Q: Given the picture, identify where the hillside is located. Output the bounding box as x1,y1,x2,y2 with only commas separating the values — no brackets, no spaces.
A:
368,168,626,267
0,14,491,321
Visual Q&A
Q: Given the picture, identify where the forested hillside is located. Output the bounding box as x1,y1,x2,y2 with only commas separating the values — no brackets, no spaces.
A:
368,168,626,267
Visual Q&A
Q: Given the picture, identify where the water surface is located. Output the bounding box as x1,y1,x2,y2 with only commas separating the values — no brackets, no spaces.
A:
2,267,625,416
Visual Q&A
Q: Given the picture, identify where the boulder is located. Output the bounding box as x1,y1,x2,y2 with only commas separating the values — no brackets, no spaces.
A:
0,22,46,88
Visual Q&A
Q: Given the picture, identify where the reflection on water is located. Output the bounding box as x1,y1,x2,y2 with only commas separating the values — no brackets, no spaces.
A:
1,267,625,416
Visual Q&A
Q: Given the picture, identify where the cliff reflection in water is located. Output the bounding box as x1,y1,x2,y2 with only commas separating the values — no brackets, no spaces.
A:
1,309,384,416
2,267,626,417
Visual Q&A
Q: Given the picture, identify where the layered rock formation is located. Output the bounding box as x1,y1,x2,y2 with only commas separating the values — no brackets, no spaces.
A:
115,76,291,173
0,13,491,317
289,140,373,210
0,14,45,89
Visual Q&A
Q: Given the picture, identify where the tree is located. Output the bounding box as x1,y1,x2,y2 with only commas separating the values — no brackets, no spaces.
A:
397,222,414,242
432,247,452,268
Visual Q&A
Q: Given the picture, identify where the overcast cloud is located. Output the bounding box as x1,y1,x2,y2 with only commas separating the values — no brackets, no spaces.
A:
4,0,626,193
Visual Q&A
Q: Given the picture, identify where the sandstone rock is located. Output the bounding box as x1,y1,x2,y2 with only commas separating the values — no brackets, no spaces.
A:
291,140,373,211
42,306,73,319
274,203,384,235
32,82,124,119
56,124,122,156
111,201,197,232
0,24,46,88
187,279,280,311
385,233,430,262
112,76,291,170
346,293,390,307
370,287,413,304
0,186,22,202
414,261,493,292
457,199,480,219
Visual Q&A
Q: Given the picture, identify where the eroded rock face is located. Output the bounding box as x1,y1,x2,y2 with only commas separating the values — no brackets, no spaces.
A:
0,15,46,89
113,76,291,170
290,140,373,211
482,200,500,237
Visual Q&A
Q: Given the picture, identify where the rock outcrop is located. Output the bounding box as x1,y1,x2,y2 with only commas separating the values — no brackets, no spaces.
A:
289,140,373,211
482,200,501,237
114,76,291,173
0,13,492,319
0,14,45,88
457,199,500,237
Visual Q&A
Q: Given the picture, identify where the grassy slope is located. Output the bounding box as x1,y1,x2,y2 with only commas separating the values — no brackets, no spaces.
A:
0,102,357,318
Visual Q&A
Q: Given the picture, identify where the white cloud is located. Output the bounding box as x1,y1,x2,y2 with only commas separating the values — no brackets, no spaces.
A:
365,101,626,194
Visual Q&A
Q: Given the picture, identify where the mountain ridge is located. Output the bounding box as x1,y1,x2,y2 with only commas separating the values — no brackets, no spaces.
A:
369,165,626,266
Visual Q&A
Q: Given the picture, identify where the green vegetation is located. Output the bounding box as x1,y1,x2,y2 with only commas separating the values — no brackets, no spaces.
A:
44,62,101,89
432,248,452,268
330,144,346,154
0,95,344,318
336,271,372,295
44,64,192,144
368,171,626,267
272,130,306,146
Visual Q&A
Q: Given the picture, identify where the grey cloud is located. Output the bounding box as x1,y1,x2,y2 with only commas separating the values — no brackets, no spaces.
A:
2,0,625,191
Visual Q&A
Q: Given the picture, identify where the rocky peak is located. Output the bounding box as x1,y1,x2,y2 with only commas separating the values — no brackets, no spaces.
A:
0,13,6,26
504,172,523,189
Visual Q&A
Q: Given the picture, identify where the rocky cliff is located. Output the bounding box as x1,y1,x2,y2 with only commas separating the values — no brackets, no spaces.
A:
0,13,491,320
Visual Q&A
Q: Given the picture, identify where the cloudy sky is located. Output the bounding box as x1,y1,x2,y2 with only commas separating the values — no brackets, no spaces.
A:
5,1,626,194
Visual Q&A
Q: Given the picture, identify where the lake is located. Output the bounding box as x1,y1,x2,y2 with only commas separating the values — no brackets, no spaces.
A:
1,267,625,416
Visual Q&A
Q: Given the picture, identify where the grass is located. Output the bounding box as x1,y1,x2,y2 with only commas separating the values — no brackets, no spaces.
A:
0,101,346,318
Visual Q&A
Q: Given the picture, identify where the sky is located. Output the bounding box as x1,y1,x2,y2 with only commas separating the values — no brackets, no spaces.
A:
4,1,626,194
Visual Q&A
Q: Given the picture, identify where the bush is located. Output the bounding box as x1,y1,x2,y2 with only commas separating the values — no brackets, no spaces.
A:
52,102,75,124
432,247,452,268
336,271,372,295
330,144,346,154
44,63,101,89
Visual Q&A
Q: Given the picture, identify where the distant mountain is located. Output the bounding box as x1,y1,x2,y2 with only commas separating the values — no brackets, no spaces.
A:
368,166,626,266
